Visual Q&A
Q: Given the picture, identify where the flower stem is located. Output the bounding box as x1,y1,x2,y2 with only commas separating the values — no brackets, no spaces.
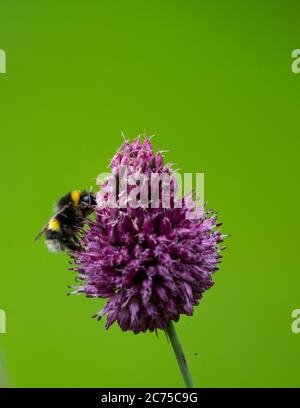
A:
166,321,194,388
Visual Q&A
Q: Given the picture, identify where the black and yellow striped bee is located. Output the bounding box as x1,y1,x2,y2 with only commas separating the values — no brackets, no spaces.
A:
35,190,96,252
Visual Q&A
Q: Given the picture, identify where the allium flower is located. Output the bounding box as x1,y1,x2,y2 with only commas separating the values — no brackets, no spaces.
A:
69,138,224,335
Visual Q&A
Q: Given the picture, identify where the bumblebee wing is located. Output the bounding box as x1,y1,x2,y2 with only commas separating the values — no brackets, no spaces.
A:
55,204,71,215
34,204,70,241
34,223,48,241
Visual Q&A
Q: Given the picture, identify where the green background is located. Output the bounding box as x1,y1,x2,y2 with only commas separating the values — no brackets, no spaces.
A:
0,0,299,388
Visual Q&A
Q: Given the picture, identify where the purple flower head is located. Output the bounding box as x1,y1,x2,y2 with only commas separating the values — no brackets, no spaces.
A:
70,138,225,334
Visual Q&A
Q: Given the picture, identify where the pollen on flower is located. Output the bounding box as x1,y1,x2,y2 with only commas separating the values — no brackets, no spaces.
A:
69,137,225,334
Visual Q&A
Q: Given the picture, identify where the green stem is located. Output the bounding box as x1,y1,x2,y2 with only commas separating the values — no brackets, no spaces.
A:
166,321,194,388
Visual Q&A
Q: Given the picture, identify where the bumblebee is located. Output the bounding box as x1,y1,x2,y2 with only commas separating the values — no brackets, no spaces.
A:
35,190,96,252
